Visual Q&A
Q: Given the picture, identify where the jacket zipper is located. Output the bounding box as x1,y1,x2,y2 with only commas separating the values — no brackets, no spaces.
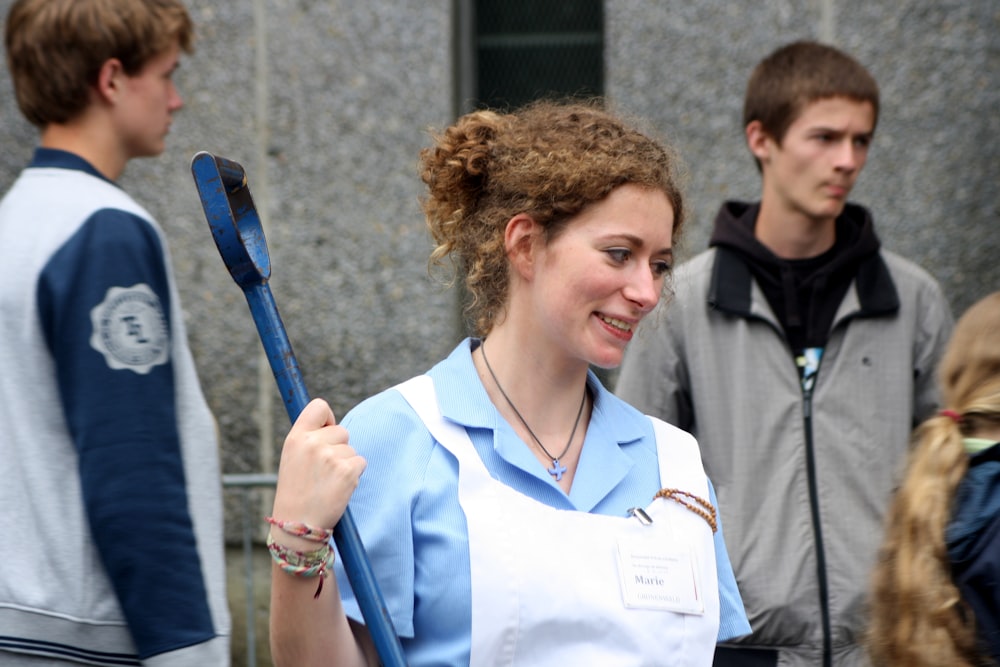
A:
799,354,833,667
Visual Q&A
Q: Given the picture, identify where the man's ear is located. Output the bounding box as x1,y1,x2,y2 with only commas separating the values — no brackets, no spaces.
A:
504,213,540,280
95,58,125,104
745,120,773,164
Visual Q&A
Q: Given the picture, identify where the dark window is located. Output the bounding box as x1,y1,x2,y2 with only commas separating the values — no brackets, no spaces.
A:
457,0,604,112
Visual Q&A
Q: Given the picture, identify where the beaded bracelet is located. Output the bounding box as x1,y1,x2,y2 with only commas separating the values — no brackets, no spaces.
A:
265,516,333,543
266,533,336,598
654,487,718,533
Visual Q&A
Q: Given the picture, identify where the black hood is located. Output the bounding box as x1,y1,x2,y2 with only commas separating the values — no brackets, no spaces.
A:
709,200,881,280
706,201,895,348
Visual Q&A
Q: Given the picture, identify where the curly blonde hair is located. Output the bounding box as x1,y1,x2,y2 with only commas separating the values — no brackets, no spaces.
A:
419,99,684,337
868,291,1000,666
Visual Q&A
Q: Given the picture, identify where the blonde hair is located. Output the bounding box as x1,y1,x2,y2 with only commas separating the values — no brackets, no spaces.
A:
868,291,1000,666
419,99,684,336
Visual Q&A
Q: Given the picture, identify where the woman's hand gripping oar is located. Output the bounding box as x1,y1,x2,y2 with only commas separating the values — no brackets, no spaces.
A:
190,152,407,667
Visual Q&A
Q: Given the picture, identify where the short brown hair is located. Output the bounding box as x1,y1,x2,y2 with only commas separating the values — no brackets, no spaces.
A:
420,99,684,336
4,0,194,127
743,40,879,145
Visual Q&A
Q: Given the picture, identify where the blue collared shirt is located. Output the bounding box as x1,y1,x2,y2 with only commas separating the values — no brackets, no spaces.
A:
335,339,749,664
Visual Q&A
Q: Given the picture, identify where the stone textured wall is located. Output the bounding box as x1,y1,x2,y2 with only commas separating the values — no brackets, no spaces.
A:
1,2,995,663
1,0,996,524
0,1,457,494
607,0,999,314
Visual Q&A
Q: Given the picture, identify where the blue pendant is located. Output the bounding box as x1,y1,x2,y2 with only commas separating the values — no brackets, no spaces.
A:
548,459,567,481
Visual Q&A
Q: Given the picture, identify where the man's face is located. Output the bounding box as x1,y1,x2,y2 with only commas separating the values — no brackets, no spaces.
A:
113,42,185,159
751,96,875,226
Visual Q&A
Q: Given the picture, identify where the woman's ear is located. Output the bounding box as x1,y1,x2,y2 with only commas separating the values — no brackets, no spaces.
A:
504,213,540,280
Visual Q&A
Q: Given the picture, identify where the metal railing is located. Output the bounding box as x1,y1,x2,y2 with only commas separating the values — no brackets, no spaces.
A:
224,473,278,667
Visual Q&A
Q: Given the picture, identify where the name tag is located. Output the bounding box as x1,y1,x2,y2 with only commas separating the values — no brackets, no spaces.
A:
616,534,704,615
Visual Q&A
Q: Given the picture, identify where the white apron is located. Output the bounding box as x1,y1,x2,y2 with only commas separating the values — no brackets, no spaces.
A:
396,376,720,667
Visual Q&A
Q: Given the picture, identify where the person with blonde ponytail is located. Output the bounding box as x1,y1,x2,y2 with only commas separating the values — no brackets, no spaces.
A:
868,291,1000,666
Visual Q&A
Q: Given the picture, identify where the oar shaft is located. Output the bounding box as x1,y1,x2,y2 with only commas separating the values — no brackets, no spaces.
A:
244,284,308,419
191,151,407,666
241,283,407,666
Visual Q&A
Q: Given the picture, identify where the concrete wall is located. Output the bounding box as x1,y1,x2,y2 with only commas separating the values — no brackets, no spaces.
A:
2,0,997,521
1,1,995,663
1,0,457,497
607,0,999,314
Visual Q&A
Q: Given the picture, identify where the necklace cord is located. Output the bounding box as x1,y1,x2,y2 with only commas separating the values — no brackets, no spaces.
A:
480,341,587,466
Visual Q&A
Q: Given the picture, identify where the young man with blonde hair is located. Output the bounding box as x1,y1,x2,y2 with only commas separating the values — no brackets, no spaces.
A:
0,0,230,663
617,41,953,666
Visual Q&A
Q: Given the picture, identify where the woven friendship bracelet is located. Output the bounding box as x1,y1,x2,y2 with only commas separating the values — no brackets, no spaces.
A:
654,487,718,533
266,533,336,598
265,516,333,543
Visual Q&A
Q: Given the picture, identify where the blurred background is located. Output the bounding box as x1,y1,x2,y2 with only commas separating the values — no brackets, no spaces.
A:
1,1,996,664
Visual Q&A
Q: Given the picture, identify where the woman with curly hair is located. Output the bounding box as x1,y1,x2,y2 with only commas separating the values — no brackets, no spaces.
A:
868,291,1000,666
266,100,750,666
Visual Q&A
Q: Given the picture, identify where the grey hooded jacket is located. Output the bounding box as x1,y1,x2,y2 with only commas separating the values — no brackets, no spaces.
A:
616,233,953,666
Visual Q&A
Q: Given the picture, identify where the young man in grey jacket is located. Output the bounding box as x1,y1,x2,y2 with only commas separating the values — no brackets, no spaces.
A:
616,41,953,667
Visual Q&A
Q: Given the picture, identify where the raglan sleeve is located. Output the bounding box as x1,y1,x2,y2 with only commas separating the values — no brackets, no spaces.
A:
708,479,752,642
912,277,954,425
37,208,219,662
335,390,430,638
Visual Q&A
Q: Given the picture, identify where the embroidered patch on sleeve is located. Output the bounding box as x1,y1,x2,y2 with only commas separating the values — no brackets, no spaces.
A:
89,284,171,374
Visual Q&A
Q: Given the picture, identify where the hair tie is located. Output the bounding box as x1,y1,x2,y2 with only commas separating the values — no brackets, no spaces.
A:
939,409,963,423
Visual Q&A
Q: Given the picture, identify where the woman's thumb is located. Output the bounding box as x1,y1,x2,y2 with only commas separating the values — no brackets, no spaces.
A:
290,397,337,435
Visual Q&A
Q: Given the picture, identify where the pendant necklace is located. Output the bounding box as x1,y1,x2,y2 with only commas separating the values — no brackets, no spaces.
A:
480,341,587,482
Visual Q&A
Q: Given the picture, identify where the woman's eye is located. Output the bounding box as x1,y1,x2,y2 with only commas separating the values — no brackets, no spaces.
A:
652,260,672,278
606,248,631,263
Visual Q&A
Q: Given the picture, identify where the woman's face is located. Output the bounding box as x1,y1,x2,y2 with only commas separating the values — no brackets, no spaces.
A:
528,183,674,369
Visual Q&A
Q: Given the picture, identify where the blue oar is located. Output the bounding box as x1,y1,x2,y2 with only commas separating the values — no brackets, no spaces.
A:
191,151,407,667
